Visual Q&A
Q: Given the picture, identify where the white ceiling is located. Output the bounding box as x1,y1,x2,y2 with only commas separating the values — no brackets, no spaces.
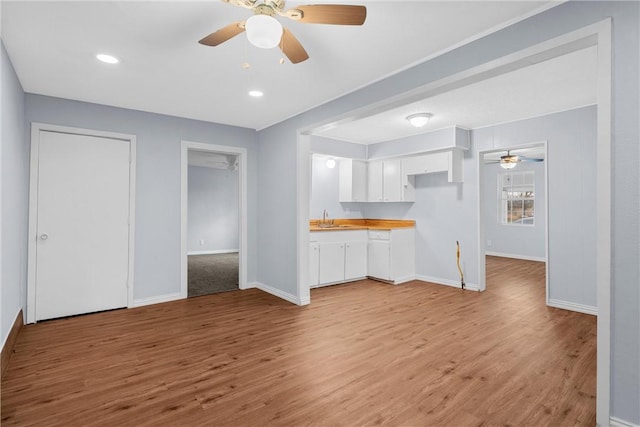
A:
315,45,597,144
1,0,561,131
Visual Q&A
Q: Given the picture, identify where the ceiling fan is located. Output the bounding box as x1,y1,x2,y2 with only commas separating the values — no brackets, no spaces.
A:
198,0,367,64
486,150,544,170
212,155,239,171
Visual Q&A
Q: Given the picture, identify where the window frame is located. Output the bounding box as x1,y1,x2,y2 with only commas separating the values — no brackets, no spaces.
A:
498,170,535,227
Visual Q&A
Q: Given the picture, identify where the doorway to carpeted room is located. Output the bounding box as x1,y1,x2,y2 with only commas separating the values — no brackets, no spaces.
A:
188,252,239,297
186,149,240,298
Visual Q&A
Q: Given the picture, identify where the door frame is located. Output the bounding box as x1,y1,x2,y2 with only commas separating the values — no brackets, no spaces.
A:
180,141,248,297
27,123,137,324
476,141,549,295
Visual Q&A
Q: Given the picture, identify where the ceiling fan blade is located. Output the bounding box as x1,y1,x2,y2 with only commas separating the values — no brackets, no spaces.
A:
280,28,309,64
285,5,366,25
519,156,545,162
199,21,245,47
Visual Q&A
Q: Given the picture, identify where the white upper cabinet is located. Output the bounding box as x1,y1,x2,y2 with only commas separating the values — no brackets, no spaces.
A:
339,159,367,202
367,161,384,202
336,149,463,204
401,149,464,183
368,159,414,202
382,159,402,202
403,152,449,175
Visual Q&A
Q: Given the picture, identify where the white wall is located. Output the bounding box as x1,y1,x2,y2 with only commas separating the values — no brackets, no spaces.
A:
187,165,239,254
1,41,27,347
309,154,365,220
484,160,546,260
25,94,258,301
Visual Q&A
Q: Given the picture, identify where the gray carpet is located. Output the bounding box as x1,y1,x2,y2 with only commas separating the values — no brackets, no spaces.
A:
188,253,239,297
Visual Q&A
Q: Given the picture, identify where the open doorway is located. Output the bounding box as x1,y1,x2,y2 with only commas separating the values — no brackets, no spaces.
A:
181,141,248,299
479,143,548,303
187,151,239,297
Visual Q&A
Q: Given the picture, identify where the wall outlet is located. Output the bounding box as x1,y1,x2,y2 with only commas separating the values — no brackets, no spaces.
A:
200,239,205,246
487,239,492,247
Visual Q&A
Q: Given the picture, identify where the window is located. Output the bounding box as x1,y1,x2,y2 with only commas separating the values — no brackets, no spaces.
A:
499,170,535,225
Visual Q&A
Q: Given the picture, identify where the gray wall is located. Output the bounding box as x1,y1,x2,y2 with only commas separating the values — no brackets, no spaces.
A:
309,154,365,221
1,41,27,347
257,2,638,422
367,126,468,160
475,107,597,308
25,94,258,301
187,165,239,254
310,136,367,159
483,161,546,260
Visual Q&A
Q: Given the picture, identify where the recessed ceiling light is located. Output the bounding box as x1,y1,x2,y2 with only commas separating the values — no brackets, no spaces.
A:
96,54,119,64
249,90,264,98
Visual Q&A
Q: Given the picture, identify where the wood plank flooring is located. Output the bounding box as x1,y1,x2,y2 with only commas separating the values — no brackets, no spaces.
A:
1,256,596,426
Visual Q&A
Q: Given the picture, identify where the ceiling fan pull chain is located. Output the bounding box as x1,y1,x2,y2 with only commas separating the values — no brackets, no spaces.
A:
242,37,250,70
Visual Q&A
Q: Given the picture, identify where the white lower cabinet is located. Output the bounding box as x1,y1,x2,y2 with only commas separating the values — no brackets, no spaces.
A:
319,242,346,284
310,228,415,287
345,241,368,280
310,230,368,288
309,242,320,287
368,228,415,284
368,240,391,280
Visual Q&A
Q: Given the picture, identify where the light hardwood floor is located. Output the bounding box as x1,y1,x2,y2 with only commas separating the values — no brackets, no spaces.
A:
1,256,596,426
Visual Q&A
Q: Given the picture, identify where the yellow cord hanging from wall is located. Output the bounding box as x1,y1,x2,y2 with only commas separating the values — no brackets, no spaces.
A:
456,241,466,290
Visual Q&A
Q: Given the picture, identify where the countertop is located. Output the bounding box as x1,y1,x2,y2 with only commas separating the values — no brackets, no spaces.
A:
310,219,415,232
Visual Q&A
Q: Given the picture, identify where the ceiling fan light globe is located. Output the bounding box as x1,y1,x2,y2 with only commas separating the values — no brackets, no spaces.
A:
245,15,283,49
500,161,517,170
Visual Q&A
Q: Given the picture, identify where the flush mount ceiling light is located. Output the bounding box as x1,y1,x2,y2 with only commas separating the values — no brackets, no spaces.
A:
96,53,119,64
406,113,433,128
245,15,283,49
248,90,264,97
326,158,336,169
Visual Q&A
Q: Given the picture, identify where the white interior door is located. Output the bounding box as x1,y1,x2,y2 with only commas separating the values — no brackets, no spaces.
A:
35,131,131,321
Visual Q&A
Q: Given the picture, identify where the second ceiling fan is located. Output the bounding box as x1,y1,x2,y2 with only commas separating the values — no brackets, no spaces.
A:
486,150,544,170
199,0,367,64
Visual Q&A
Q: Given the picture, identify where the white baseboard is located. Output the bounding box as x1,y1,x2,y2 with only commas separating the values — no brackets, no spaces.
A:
299,295,310,306
187,249,239,256
415,274,480,292
547,298,597,316
247,282,304,306
393,275,417,285
132,292,183,308
485,251,546,262
610,416,640,427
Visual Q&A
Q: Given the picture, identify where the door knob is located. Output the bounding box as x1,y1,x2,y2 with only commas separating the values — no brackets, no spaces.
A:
40,233,49,240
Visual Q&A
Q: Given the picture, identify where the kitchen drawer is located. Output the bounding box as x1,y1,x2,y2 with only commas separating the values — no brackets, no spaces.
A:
368,230,390,240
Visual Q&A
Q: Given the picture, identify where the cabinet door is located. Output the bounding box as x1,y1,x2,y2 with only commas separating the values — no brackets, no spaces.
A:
402,152,448,175
367,161,383,202
309,242,320,287
319,243,346,284
383,159,402,202
345,241,368,280
351,160,368,202
368,241,390,280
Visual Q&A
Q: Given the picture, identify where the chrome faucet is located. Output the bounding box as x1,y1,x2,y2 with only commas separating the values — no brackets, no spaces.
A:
323,209,328,224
